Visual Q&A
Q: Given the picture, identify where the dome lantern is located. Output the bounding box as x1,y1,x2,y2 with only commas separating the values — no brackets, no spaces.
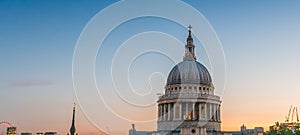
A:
183,25,196,61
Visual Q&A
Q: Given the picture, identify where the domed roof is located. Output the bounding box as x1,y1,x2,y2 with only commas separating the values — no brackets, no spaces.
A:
166,25,212,86
166,60,212,85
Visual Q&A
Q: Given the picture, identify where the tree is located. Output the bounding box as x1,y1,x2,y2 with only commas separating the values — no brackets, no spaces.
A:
265,122,295,135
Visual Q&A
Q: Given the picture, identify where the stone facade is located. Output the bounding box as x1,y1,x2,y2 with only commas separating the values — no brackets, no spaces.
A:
129,26,222,135
156,26,221,135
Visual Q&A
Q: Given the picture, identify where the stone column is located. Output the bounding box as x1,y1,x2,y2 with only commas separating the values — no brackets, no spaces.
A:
164,104,167,121
179,103,182,120
165,104,167,121
214,104,217,121
198,103,201,120
217,104,220,121
211,104,214,121
186,102,188,120
204,103,207,119
210,103,212,120
218,105,221,122
168,103,171,121
161,104,164,121
216,104,218,121
158,104,161,121
173,103,176,120
170,103,173,120
192,102,195,120
206,103,209,120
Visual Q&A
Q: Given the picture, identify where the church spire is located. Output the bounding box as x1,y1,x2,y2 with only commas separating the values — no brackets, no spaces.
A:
183,25,196,61
69,102,76,135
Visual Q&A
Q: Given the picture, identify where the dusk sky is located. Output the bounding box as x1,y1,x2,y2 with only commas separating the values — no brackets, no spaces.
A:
1,0,300,135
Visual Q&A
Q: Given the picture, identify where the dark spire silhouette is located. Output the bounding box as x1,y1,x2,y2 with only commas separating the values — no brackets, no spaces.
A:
70,102,76,135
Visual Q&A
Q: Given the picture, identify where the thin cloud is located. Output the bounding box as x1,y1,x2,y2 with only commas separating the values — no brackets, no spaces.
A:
9,80,53,87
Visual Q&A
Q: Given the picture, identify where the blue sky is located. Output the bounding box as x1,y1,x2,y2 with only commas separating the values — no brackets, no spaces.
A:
1,0,300,135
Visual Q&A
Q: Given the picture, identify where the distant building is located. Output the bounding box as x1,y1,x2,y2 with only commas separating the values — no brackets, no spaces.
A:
129,124,153,135
222,124,263,135
20,133,32,135
44,132,57,135
6,127,17,135
254,127,264,133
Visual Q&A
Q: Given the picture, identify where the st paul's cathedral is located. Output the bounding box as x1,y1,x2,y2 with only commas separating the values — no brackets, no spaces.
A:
129,26,222,135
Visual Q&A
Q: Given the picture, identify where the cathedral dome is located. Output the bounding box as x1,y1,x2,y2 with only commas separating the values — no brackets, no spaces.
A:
166,60,212,85
157,26,221,133
166,25,212,86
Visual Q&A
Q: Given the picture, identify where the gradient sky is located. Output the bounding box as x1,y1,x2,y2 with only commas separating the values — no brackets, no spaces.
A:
1,0,300,135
